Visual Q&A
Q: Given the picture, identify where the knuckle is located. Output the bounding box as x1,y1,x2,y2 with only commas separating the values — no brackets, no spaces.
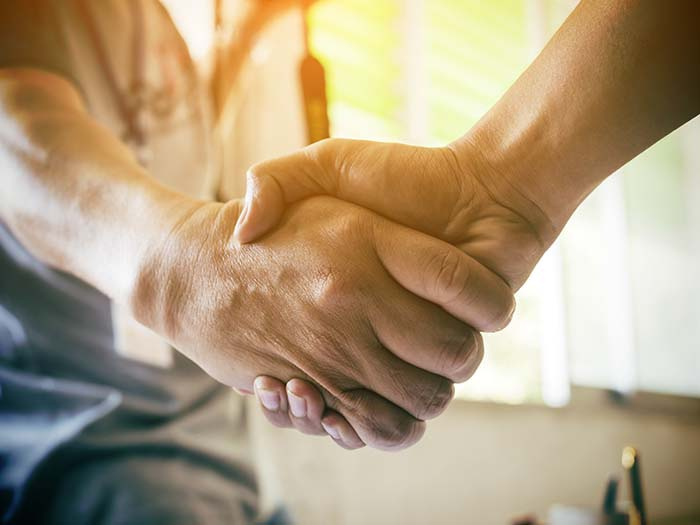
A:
245,163,265,184
309,137,337,155
336,389,422,450
428,250,471,304
308,137,343,161
372,415,422,451
483,294,516,332
438,332,478,381
415,377,454,420
314,268,355,310
335,388,371,414
305,138,341,173
304,351,361,398
332,210,371,240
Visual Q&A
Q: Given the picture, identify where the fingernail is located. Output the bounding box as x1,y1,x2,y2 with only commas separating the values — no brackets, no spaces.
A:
256,388,280,411
321,421,341,440
287,390,307,418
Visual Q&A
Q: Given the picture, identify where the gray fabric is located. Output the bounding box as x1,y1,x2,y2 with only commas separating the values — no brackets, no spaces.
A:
0,220,258,525
43,455,255,525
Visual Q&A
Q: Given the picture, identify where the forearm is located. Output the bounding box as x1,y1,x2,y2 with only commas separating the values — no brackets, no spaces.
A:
452,0,700,237
0,68,200,307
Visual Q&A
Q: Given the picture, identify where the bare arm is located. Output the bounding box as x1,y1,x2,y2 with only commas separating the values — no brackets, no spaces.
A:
0,68,197,305
454,0,700,234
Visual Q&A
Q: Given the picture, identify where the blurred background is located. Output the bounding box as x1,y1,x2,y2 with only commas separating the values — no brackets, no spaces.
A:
165,0,700,523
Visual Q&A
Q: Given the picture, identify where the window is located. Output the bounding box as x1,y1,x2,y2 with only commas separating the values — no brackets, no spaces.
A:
308,0,700,404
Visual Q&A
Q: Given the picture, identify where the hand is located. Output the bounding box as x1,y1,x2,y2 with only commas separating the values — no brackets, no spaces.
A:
250,376,365,449
233,138,557,447
234,138,557,290
135,195,514,450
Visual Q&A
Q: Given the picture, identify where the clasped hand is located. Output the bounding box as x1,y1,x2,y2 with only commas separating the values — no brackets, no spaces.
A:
136,187,514,450
229,138,557,449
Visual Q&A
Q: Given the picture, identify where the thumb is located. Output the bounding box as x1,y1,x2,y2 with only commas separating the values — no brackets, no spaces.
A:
373,219,516,332
234,144,337,243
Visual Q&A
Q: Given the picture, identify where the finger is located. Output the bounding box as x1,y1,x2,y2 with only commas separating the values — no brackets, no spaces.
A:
373,220,515,332
253,371,426,450
285,379,366,446
254,376,293,429
323,388,426,451
321,410,365,450
235,139,457,244
277,375,426,450
312,337,455,422
285,378,326,436
256,376,425,451
368,281,484,383
235,143,335,243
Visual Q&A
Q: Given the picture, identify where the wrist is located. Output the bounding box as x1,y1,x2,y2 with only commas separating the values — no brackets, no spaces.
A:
450,116,595,245
127,190,208,333
129,197,241,344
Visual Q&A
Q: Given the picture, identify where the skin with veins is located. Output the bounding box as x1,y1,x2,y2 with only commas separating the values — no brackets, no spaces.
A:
133,195,515,450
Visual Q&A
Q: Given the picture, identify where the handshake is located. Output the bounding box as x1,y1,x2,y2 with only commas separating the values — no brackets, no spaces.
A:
136,137,560,451
130,0,697,452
